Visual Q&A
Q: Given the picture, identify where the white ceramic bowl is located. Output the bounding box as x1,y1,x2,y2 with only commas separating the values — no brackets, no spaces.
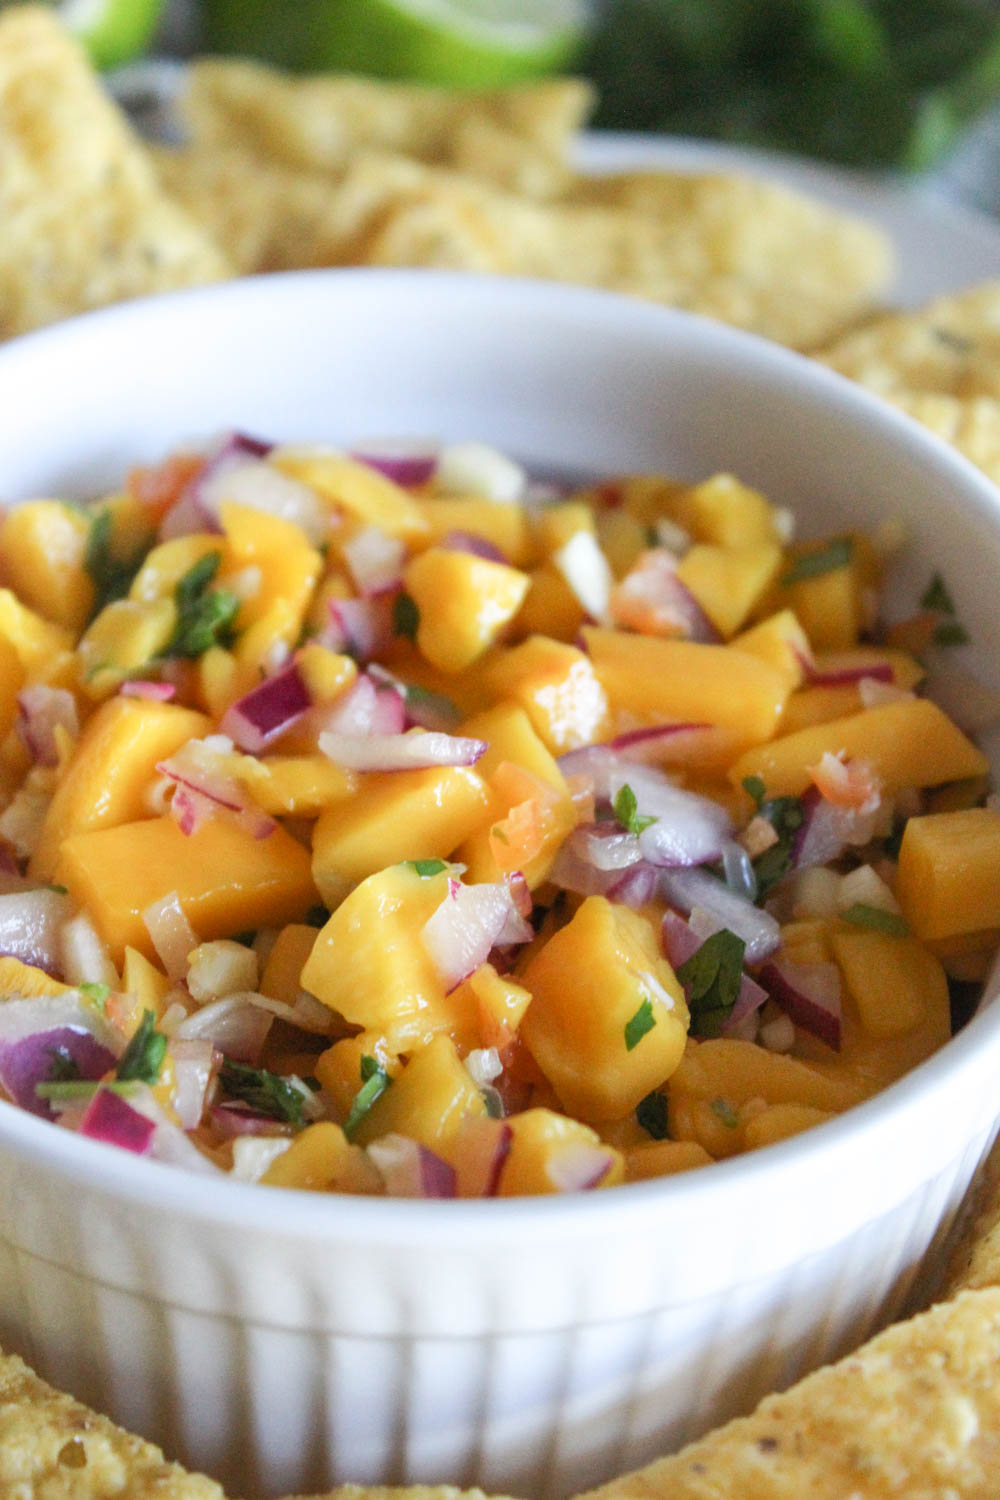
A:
1,269,999,1500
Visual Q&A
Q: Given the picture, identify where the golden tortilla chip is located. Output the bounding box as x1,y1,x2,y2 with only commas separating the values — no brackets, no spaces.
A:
328,152,890,350
0,6,231,340
180,59,592,199
818,281,1000,401
576,1287,1000,1500
0,1344,224,1499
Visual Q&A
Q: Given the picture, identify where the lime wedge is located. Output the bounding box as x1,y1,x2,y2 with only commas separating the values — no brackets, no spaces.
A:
201,0,590,86
5,0,165,68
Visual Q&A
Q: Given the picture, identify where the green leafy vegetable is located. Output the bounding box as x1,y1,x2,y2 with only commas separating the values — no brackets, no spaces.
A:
636,1090,670,1140
115,1010,167,1086
78,981,110,1014
742,777,805,899
44,1045,83,1084
218,1058,307,1127
409,858,448,877
780,537,853,586
624,997,657,1051
842,902,910,935
166,552,240,659
613,783,656,836
343,1055,391,1140
392,592,420,641
84,508,150,618
675,928,746,1038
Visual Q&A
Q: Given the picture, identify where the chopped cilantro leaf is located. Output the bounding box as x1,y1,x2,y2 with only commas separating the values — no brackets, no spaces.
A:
746,791,804,901
482,1087,505,1119
115,1010,167,1085
85,509,149,618
636,1091,669,1140
218,1058,306,1127
165,552,240,658
392,592,420,640
842,902,909,936
343,1055,391,1139
932,619,970,648
921,571,957,614
410,858,448,877
742,774,766,808
79,981,110,1014
780,537,853,586
710,1097,739,1129
46,883,68,895
613,783,656,836
45,1045,82,1084
675,928,746,1039
624,997,656,1051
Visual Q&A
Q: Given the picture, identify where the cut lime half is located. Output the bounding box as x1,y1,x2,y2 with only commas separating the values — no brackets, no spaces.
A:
4,0,166,68
201,0,590,85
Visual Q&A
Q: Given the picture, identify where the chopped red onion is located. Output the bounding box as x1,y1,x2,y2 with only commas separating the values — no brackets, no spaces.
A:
367,675,408,735
343,526,406,598
607,861,660,907
321,596,390,662
0,887,71,975
439,530,508,563
569,824,643,872
17,685,78,767
723,973,770,1035
0,1025,117,1119
350,441,438,488
78,1088,155,1155
759,956,842,1050
805,658,895,688
660,867,781,964
661,909,703,969
179,433,327,545
319,728,486,772
211,1103,295,1139
792,784,880,871
366,664,461,732
556,724,715,803
610,548,720,642
455,1115,513,1196
156,739,276,840
143,892,199,981
120,680,176,701
607,765,733,868
219,662,313,753
421,878,532,992
174,995,275,1064
545,1141,617,1192
367,1133,457,1198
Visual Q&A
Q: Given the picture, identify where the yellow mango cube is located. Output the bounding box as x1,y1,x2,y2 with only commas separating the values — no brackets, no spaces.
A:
0,956,71,998
0,500,95,631
519,896,689,1121
121,946,172,1019
404,548,529,673
729,697,989,799
675,473,782,548
233,753,357,819
77,597,177,699
583,626,788,746
742,1103,834,1150
260,924,322,1009
0,635,23,750
511,565,586,643
260,1122,379,1193
896,807,1000,941
0,589,74,676
300,864,457,1045
311,763,489,907
273,452,429,544
497,1108,625,1195
732,609,811,695
129,535,224,604
56,815,317,964
218,501,321,634
414,495,533,566
481,637,610,753
674,542,783,639
349,1033,486,1158
624,1138,713,1180
830,927,947,1039
668,1036,863,1113
766,534,875,650
30,697,209,880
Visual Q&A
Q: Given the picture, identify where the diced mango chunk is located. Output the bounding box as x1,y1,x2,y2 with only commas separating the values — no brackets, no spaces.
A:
896,807,1000,941
497,1108,625,1195
481,637,610,753
830,928,948,1039
273,452,429,544
674,542,783,639
349,1033,486,1159
0,500,95,631
404,548,529,673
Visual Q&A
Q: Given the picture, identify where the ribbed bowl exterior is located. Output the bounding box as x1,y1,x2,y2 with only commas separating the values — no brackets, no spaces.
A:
1,271,1000,1499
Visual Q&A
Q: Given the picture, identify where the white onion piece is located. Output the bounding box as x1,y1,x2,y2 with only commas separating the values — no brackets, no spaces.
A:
571,825,643,872
465,1047,503,1087
553,531,613,623
174,994,274,1064
186,940,259,1003
168,1038,218,1130
231,1135,293,1182
367,1133,457,1198
59,912,118,988
143,892,199,981
197,457,328,546
793,787,880,871
607,765,733,868
436,442,525,503
0,778,51,860
319,728,486,772
421,879,532,993
545,1141,617,1192
0,887,71,975
660,868,781,964
0,993,123,1054
17,685,78,766
343,526,406,597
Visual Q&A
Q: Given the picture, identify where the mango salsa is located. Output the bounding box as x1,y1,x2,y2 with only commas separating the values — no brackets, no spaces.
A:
0,430,994,1200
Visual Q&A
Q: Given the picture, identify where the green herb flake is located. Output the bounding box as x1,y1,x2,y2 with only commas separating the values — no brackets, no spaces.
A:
166,552,240,659
742,774,766,808
842,902,909,936
636,1090,670,1140
44,1045,83,1084
746,792,805,901
780,537,853,586
675,928,746,1039
624,997,656,1051
409,858,448,877
710,1097,739,1129
932,619,970,648
613,783,656,836
921,571,957,614
392,592,420,641
115,1010,167,1086
343,1054,391,1140
85,508,150,618
218,1058,306,1128
78,981,110,1014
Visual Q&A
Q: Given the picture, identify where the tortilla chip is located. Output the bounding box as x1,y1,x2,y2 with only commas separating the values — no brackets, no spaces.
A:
0,1344,224,1499
325,152,890,350
180,59,592,198
0,6,231,340
575,1286,1000,1500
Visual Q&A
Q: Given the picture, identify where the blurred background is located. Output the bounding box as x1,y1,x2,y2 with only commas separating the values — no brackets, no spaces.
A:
38,0,1000,187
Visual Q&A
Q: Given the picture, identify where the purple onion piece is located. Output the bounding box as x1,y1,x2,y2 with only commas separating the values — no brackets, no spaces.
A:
219,662,312,754
0,1027,116,1119
759,958,842,1050
78,1088,156,1154
351,448,438,488
439,530,508,563
419,1145,457,1199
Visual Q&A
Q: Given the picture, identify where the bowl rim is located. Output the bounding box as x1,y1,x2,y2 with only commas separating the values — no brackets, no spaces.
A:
1,265,999,1242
